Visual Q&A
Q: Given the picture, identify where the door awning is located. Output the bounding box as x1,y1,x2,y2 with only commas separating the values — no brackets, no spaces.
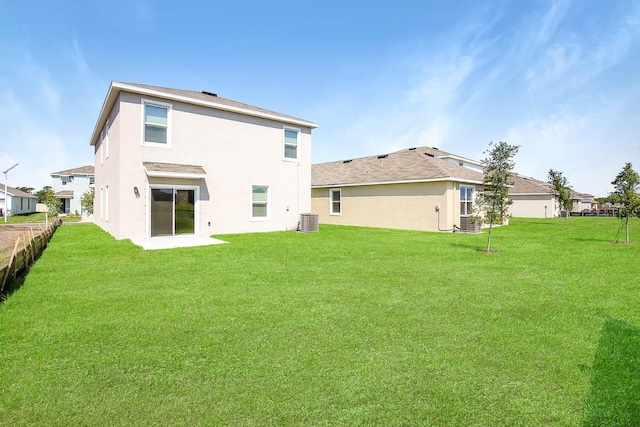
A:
55,190,74,199
143,162,207,179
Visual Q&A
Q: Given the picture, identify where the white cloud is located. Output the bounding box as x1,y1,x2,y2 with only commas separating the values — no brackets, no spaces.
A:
0,45,98,191
72,38,90,75
536,0,573,44
504,93,640,197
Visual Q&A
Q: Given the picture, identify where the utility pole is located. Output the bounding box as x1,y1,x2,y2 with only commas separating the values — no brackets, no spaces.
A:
3,163,18,223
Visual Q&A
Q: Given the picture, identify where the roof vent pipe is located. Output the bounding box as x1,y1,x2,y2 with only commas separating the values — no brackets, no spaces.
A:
202,91,218,97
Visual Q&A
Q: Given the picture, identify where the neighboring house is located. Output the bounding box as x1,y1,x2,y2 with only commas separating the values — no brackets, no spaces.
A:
508,174,596,217
89,81,317,243
311,146,485,232
573,192,596,212
50,165,95,215
0,184,37,217
508,174,558,218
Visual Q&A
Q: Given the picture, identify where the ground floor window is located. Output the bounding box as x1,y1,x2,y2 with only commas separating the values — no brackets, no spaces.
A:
330,188,341,215
460,186,474,216
150,187,196,237
251,185,269,219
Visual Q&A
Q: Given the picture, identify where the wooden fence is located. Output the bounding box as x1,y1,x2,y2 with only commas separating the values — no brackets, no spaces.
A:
0,222,58,294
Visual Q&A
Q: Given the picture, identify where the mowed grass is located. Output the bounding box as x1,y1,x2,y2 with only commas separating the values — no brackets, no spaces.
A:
1,218,639,426
4,212,82,224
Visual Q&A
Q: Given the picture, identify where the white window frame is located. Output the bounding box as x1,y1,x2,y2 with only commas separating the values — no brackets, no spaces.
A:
460,185,475,217
330,188,342,216
105,119,110,159
251,184,270,221
141,98,172,148
146,184,200,239
283,126,300,161
105,184,109,222
61,176,69,186
100,186,104,220
99,130,104,165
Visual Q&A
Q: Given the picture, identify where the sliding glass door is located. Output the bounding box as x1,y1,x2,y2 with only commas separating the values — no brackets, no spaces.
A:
150,188,195,237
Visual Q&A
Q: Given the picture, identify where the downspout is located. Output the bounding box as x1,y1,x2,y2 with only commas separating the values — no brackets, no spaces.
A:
436,205,458,232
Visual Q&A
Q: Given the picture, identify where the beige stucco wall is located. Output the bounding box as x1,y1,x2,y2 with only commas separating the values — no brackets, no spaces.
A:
509,195,558,218
311,181,467,232
94,92,312,241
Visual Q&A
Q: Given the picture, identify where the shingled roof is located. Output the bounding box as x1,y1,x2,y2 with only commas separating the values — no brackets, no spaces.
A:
508,174,553,195
312,146,484,187
0,184,37,199
509,173,595,201
90,82,318,146
50,165,95,176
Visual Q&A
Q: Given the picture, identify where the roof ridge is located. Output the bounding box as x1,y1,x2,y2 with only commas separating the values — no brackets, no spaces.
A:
411,149,451,177
115,81,316,126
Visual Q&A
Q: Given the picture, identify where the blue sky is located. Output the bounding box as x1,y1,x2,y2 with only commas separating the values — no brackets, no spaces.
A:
1,0,639,197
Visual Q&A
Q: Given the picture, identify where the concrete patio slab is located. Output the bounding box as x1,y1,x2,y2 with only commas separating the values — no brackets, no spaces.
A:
133,236,228,250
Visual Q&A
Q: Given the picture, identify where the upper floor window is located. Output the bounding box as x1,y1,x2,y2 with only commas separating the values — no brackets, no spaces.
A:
99,127,105,165
284,128,299,160
142,99,172,147
460,186,474,216
61,176,70,186
330,189,341,215
89,176,95,185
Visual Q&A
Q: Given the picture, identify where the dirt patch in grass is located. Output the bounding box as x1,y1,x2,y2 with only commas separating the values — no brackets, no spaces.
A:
476,249,499,254
0,225,46,268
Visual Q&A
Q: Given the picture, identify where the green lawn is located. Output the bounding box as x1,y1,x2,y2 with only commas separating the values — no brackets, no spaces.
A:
1,218,639,426
3,212,82,224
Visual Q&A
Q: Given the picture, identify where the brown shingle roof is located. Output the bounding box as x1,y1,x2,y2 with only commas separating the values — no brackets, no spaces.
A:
509,174,595,200
312,146,484,187
143,162,206,175
90,81,318,147
51,165,95,176
508,174,552,195
122,82,316,126
0,184,37,199
55,190,74,198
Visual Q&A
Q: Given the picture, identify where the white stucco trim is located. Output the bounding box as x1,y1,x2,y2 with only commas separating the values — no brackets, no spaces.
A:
436,154,484,167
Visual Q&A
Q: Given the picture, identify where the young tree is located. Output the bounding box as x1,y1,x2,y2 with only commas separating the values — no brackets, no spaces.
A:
43,189,61,216
475,141,520,252
80,190,94,215
611,162,640,244
547,169,573,224
35,186,54,203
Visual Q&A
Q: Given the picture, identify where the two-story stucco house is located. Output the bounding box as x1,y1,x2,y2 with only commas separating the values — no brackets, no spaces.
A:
50,165,95,215
89,82,317,244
